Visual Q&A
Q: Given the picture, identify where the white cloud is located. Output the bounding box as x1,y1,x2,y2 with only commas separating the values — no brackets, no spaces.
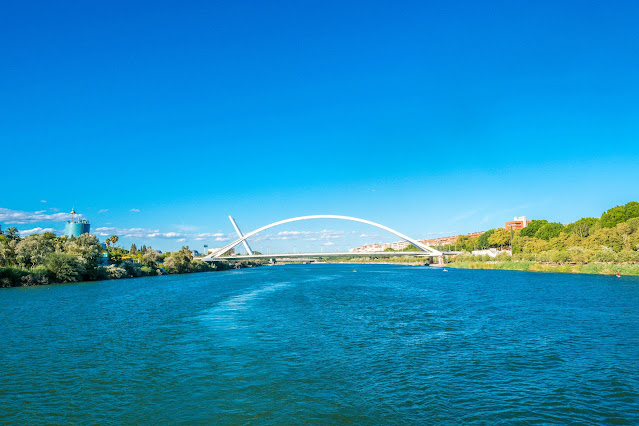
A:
277,230,313,236
130,208,140,213
40,200,47,203
98,209,108,214
92,226,234,242
0,207,79,224
324,241,335,246
18,227,58,237
94,227,185,239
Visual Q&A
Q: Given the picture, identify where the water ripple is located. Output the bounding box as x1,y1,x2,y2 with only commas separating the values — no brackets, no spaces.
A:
1,265,638,424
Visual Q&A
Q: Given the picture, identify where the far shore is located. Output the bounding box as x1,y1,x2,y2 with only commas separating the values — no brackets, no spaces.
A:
448,260,639,276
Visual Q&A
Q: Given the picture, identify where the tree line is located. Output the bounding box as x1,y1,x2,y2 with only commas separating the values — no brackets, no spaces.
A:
447,201,639,263
0,229,217,287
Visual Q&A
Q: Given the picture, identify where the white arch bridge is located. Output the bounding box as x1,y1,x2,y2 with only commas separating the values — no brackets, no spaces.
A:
202,215,443,262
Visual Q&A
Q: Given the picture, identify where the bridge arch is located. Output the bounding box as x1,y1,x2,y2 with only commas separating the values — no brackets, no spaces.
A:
203,215,442,258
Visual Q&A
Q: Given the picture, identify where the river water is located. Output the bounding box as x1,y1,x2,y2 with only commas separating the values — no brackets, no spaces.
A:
1,265,638,424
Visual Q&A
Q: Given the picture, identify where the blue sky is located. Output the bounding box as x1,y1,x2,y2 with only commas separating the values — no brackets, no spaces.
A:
1,0,638,252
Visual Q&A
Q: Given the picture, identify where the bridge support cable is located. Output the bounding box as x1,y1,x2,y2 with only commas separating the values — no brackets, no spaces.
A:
203,215,442,260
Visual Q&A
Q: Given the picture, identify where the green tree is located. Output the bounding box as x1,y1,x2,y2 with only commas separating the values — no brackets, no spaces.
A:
566,217,599,238
465,236,480,251
109,235,119,247
15,234,56,268
45,252,84,282
162,247,194,274
4,227,20,241
64,234,103,279
585,227,624,252
520,220,548,238
477,229,495,249
600,205,626,228
535,222,565,241
130,243,138,254
0,236,18,267
523,238,550,254
140,248,160,267
624,201,639,221
488,228,510,248
456,235,469,250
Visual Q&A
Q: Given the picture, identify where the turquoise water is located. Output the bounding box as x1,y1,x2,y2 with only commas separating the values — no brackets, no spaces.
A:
1,264,638,424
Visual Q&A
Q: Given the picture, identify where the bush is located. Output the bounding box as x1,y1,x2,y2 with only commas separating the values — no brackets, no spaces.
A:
120,261,143,277
20,266,53,286
45,253,84,283
495,252,512,261
592,250,618,263
140,266,155,275
190,260,213,272
105,265,129,279
616,251,639,263
0,267,29,287
550,251,571,263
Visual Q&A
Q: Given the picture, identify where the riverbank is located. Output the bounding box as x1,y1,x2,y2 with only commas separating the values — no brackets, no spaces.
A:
0,261,263,288
450,260,639,276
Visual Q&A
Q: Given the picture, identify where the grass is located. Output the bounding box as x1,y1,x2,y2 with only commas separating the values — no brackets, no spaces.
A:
450,261,639,276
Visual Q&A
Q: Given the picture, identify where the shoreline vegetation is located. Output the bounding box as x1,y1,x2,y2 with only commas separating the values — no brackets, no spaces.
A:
327,200,639,277
2,200,638,286
0,231,263,288
440,200,639,277
449,260,639,276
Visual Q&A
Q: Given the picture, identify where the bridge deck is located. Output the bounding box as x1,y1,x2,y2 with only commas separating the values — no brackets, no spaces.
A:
201,251,455,262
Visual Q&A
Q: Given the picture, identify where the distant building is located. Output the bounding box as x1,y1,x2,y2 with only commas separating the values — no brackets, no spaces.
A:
466,231,486,238
419,230,486,247
350,243,384,253
391,241,410,251
505,216,530,230
64,208,90,238
419,235,459,246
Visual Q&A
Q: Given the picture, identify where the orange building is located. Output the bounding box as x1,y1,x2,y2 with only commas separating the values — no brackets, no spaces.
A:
505,216,530,230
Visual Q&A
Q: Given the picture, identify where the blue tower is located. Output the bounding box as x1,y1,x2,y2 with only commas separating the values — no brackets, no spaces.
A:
64,208,90,238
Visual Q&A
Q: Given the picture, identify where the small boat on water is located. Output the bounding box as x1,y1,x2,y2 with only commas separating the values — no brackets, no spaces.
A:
353,269,357,272
443,268,448,272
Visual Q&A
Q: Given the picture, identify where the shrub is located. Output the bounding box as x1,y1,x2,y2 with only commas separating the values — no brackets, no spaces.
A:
140,266,154,275
550,251,571,263
120,261,143,277
592,250,618,263
0,267,29,287
105,265,129,279
20,266,53,286
45,253,84,283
